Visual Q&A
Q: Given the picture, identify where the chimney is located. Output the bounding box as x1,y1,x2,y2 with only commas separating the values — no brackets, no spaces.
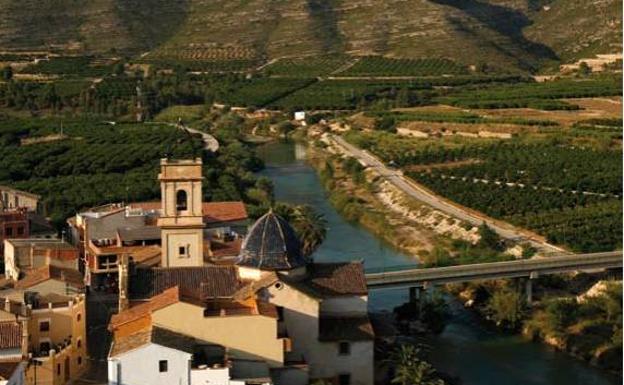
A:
118,254,130,312
4,298,10,313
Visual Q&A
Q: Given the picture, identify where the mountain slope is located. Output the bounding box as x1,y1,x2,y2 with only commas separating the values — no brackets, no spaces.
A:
0,0,620,71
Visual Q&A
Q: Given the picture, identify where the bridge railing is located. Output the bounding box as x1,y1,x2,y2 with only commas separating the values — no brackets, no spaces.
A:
365,251,623,283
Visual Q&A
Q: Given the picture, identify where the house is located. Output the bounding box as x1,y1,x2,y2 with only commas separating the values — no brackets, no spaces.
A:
3,239,78,281
0,291,86,385
67,158,248,288
0,187,40,213
13,265,84,296
108,325,271,385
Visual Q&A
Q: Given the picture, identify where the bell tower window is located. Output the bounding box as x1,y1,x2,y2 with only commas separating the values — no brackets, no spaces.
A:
176,190,188,212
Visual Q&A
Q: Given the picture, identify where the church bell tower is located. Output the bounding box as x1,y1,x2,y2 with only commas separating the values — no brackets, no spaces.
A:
157,158,204,267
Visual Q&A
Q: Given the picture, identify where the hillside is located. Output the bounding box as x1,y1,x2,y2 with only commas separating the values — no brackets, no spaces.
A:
0,0,620,72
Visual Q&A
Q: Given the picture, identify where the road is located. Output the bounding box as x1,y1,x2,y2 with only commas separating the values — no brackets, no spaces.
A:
169,122,219,152
329,134,565,254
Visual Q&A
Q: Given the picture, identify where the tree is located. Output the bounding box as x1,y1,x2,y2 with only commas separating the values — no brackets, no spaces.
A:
291,205,327,257
578,61,591,76
477,222,503,251
276,121,295,138
113,62,125,76
1,66,12,81
375,116,397,133
486,288,525,329
388,345,445,385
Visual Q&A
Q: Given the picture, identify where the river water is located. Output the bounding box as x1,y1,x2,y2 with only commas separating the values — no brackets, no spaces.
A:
256,141,618,385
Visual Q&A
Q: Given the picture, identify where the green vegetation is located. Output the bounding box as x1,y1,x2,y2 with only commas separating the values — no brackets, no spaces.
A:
525,282,623,372
365,111,559,127
0,117,269,228
263,56,349,77
22,57,115,78
437,76,622,110
387,344,446,385
345,130,622,252
340,57,468,77
487,288,526,329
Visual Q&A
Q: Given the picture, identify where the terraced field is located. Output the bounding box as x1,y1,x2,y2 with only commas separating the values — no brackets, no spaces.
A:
0,0,619,72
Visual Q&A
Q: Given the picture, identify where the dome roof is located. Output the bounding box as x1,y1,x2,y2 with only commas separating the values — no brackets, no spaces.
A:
237,211,308,271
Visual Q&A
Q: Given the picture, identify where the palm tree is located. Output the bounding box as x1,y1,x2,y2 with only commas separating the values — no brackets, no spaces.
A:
291,204,328,257
388,344,445,385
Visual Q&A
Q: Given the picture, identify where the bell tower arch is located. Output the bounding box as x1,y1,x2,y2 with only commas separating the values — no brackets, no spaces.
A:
157,158,204,267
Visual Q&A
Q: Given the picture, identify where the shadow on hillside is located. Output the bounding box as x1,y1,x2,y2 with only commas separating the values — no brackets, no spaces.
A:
431,0,558,68
307,0,344,53
115,0,190,51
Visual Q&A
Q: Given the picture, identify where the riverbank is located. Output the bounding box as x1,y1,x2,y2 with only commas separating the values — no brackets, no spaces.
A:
301,131,621,376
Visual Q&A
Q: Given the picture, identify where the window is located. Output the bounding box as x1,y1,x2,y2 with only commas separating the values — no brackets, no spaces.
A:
17,226,24,235
77,339,82,349
39,320,50,332
97,255,117,270
178,246,187,257
339,341,351,356
78,356,82,365
159,360,168,373
77,313,82,322
5,227,12,237
40,341,51,354
176,190,188,212
56,363,60,376
338,374,351,385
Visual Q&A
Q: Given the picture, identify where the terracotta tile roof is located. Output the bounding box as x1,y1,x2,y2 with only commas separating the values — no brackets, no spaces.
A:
110,326,201,357
109,287,180,330
129,246,161,267
129,266,243,301
202,202,248,224
128,201,248,224
282,262,368,299
0,321,22,349
15,265,84,291
0,361,21,380
208,238,243,258
318,316,375,342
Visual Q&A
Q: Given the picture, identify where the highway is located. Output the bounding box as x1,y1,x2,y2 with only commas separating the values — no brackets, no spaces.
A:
329,134,564,254
366,251,623,289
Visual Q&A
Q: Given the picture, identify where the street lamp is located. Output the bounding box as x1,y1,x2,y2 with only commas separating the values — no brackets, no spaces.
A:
29,357,42,384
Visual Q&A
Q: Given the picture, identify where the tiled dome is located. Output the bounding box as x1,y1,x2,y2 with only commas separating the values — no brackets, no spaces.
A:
237,210,307,271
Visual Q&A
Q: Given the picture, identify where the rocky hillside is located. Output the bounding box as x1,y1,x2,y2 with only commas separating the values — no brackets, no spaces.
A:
0,0,620,72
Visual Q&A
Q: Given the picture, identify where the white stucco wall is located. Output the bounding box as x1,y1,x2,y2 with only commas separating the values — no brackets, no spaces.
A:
108,343,191,385
190,366,229,385
265,282,373,385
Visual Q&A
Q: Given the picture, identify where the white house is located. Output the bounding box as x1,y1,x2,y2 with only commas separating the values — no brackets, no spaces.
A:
108,326,256,385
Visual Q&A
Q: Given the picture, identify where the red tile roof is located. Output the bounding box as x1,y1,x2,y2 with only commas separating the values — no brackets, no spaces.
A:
15,265,84,290
0,321,22,349
109,326,200,358
282,262,368,299
109,287,180,330
129,266,244,301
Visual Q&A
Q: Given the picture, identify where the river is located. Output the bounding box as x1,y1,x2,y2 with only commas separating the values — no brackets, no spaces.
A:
256,141,618,385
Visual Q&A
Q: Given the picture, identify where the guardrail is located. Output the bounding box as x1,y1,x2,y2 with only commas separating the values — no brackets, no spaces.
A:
366,251,622,288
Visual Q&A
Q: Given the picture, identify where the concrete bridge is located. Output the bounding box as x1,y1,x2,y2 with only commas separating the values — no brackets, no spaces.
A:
365,251,622,302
